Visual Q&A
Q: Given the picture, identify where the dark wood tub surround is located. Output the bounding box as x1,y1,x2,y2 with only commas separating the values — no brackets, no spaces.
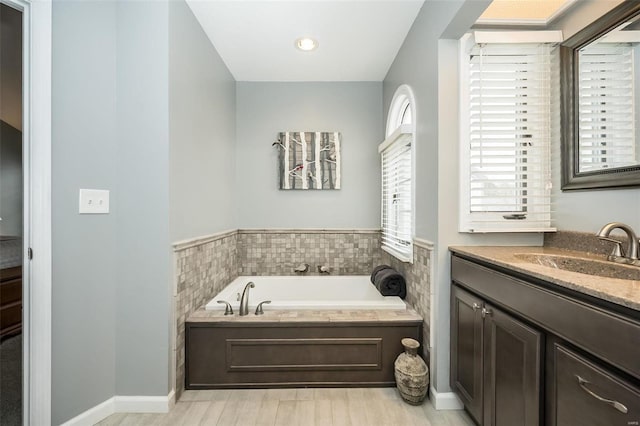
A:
185,309,423,389
450,249,640,426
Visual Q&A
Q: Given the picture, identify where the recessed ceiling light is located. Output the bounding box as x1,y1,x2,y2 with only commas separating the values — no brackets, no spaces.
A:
295,37,318,52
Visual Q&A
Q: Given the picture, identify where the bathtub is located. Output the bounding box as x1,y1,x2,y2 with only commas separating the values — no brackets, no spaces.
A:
205,275,406,311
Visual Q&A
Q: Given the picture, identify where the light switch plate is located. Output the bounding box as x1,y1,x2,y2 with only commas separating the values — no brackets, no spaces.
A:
79,189,110,214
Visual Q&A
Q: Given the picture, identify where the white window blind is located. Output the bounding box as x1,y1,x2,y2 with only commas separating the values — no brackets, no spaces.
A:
461,41,556,233
578,43,636,172
380,124,412,261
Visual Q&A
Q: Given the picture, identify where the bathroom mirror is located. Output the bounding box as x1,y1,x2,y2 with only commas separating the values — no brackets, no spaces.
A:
561,1,640,190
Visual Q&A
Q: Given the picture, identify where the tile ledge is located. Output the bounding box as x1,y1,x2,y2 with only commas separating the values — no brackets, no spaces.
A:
414,237,434,250
174,228,383,251
173,229,238,252
237,228,382,234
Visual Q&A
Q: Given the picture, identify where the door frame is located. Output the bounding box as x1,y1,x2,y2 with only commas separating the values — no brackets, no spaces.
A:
1,0,52,424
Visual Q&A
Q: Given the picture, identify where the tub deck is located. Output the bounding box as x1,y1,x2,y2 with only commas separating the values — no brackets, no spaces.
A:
185,307,423,389
188,307,421,323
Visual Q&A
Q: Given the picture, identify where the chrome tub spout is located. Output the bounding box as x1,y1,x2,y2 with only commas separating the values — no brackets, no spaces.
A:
239,281,255,316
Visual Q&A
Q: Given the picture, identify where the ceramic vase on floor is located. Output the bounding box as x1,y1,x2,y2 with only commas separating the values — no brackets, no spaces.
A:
394,337,429,404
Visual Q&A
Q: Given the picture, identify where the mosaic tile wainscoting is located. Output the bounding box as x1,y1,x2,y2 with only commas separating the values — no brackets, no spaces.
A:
237,229,383,276
380,238,433,360
172,228,431,399
173,230,239,400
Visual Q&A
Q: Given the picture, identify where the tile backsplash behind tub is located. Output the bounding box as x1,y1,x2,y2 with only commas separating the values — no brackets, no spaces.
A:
381,239,433,359
172,229,433,397
173,230,238,400
237,229,382,275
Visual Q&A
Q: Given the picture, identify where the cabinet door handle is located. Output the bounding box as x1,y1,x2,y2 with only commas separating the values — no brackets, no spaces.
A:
481,307,492,318
576,375,628,414
472,303,482,311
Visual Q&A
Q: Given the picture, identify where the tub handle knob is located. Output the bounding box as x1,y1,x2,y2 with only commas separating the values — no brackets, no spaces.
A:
317,265,331,274
217,300,234,315
294,263,310,273
255,300,271,315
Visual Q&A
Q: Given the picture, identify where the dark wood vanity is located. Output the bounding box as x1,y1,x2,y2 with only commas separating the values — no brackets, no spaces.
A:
0,265,22,339
450,251,640,426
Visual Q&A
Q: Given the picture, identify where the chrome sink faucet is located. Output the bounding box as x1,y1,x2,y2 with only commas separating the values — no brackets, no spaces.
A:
596,222,640,266
239,281,255,316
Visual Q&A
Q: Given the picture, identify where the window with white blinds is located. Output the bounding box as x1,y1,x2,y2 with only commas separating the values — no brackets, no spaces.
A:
460,41,556,233
578,43,636,172
380,124,412,261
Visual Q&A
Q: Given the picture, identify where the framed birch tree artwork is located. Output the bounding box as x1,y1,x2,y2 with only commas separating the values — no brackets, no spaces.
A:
274,131,341,190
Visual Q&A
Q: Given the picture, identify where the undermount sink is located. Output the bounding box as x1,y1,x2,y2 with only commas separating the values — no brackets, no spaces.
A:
513,253,640,281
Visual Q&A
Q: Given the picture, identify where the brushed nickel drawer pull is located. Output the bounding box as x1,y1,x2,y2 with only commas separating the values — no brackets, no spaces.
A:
576,375,628,414
481,307,492,318
472,303,482,311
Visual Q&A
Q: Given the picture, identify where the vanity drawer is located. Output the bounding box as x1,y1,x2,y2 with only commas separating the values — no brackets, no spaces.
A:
0,278,22,305
451,256,640,378
553,344,640,426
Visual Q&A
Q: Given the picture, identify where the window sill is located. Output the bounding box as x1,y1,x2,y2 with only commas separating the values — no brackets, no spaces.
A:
460,227,557,234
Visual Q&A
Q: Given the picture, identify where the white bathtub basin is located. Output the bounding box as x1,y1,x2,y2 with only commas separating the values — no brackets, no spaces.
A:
205,275,406,311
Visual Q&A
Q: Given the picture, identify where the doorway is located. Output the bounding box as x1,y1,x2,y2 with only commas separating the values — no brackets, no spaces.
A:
0,3,24,425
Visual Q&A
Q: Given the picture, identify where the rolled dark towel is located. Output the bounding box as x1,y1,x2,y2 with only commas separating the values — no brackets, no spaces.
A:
373,268,407,299
370,264,393,284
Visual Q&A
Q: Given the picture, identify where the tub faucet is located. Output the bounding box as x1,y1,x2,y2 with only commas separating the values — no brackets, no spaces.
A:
596,222,640,266
317,265,331,274
239,281,255,316
294,263,310,273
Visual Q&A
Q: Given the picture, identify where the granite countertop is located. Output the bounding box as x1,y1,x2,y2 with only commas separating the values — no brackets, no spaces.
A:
187,306,423,323
450,246,640,312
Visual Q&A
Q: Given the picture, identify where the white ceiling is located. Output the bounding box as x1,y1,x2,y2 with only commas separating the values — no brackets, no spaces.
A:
186,1,425,82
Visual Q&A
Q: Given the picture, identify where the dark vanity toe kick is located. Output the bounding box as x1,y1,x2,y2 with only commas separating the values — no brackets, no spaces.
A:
451,256,640,379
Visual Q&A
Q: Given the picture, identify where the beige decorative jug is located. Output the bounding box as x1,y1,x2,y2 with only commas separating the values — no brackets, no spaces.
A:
394,338,429,404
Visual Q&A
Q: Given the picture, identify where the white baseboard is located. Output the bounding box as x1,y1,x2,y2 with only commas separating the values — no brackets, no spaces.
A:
429,386,464,410
60,398,115,426
61,391,174,426
114,390,175,413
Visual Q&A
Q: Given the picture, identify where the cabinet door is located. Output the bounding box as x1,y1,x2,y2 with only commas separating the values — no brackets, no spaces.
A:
553,344,640,426
483,304,542,426
451,285,484,424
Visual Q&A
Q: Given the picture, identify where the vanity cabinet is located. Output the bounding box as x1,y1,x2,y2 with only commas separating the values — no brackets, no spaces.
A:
451,287,483,423
451,285,542,426
552,343,640,426
0,266,22,339
451,253,640,426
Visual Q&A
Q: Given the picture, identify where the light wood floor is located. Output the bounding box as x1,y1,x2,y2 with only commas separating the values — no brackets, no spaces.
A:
97,388,475,426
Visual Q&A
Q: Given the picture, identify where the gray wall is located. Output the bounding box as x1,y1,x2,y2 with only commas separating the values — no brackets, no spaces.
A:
550,0,623,40
52,1,118,423
52,0,173,422
383,0,640,398
384,1,465,241
550,0,640,233
115,0,171,397
235,82,383,229
169,0,236,242
383,0,540,395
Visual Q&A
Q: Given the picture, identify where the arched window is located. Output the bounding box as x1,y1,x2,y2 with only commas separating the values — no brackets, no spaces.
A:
379,85,415,262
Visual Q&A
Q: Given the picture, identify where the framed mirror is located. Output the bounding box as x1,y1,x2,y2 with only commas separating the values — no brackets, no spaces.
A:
561,1,640,190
